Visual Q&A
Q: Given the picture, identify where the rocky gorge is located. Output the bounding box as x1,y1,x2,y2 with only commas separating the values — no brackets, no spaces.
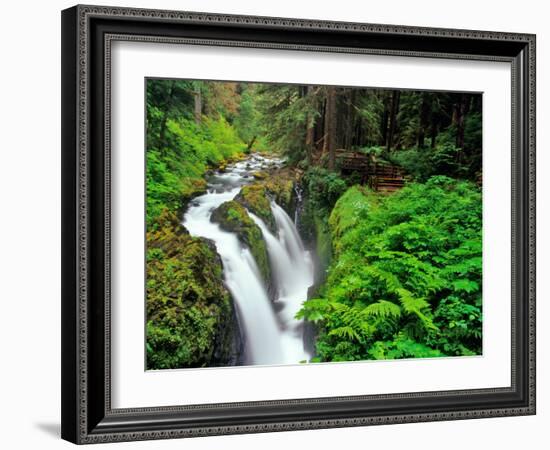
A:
146,153,315,369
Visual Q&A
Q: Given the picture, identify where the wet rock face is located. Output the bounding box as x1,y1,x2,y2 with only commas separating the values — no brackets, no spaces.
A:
145,210,243,369
264,175,296,216
210,201,272,288
212,292,244,366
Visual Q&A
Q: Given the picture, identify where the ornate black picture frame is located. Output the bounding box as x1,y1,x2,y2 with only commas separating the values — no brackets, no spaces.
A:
61,4,536,444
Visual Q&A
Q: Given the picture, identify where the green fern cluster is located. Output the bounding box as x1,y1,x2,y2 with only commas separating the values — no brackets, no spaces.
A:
297,177,482,362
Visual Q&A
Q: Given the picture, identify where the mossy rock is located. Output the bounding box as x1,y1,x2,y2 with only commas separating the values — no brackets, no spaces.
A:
210,201,271,285
252,171,269,180
146,209,242,369
179,178,208,215
264,176,295,214
234,184,276,232
247,168,297,217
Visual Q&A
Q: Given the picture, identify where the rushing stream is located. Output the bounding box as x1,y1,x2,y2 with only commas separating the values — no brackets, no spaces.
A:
183,154,314,366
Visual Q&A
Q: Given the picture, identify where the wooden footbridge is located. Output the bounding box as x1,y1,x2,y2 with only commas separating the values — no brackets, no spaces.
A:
336,149,405,192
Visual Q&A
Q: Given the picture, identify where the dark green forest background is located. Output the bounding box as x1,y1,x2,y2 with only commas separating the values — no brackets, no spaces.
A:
146,79,482,369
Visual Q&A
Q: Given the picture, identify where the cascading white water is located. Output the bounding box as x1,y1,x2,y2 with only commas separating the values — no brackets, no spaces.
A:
293,184,303,225
272,202,306,263
183,188,283,365
249,212,313,326
182,154,313,366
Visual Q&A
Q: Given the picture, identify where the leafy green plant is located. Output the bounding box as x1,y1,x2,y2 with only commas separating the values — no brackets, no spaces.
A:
146,116,246,224
303,167,348,212
298,177,482,362
391,143,468,181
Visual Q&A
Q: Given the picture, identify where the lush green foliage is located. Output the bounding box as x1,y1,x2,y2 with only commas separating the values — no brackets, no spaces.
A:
146,116,246,223
390,143,465,181
256,84,319,163
146,80,266,223
145,80,255,369
303,167,348,212
297,178,482,361
233,84,270,151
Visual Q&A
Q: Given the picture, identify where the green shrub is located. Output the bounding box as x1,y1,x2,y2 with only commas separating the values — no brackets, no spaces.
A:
297,177,482,362
146,117,246,224
391,143,466,181
303,167,348,212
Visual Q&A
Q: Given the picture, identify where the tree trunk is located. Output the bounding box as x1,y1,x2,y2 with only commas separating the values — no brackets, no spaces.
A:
456,94,465,149
334,89,344,149
386,90,400,153
430,118,438,148
194,86,202,125
321,98,328,156
344,90,355,150
159,80,176,149
305,86,315,165
472,94,482,113
381,92,390,147
418,94,430,148
326,87,337,171
246,136,257,152
455,93,470,163
313,95,325,158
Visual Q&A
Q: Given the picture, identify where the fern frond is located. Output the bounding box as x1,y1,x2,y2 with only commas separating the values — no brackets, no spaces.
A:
414,311,439,332
361,265,402,292
359,322,377,336
452,279,479,293
396,288,429,313
362,300,402,319
329,326,361,341
329,301,351,313
396,288,438,332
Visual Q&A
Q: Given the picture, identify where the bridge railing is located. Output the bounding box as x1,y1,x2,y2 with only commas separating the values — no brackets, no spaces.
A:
335,149,404,191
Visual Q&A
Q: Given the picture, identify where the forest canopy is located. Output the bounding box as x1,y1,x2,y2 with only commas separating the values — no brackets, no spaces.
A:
146,79,482,222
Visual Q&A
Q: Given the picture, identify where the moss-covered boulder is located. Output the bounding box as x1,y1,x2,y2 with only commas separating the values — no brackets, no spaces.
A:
210,201,271,285
264,176,295,214
146,209,242,369
234,184,276,232
251,170,269,180
236,168,298,221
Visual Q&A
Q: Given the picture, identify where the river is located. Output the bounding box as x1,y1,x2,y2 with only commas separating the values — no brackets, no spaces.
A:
183,154,314,366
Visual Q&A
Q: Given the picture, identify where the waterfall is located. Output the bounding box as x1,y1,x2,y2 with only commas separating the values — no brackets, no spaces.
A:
249,213,296,295
293,184,303,225
183,188,283,365
272,201,306,263
182,154,313,366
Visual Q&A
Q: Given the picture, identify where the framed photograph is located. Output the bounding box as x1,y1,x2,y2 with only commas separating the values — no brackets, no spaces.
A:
61,4,536,444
